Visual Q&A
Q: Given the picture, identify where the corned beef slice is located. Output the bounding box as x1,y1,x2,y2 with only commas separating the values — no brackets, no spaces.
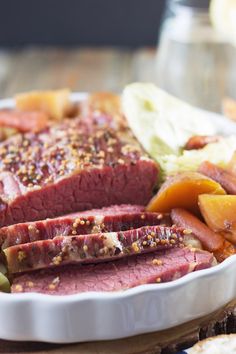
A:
0,118,158,227
0,204,170,249
5,225,184,273
11,247,214,294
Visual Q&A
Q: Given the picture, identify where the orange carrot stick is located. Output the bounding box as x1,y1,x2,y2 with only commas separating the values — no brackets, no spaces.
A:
171,208,224,253
198,161,236,195
184,135,220,150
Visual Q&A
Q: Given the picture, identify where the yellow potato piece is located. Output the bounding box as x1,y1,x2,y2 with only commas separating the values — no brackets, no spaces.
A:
81,92,122,116
199,194,236,244
15,89,71,121
147,171,226,214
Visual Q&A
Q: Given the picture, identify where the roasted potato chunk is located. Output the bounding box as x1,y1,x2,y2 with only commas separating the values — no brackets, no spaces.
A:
15,89,71,121
199,194,236,244
81,92,122,117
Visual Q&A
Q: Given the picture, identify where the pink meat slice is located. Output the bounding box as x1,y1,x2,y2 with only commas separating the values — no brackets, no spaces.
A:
5,225,184,273
11,247,214,295
0,204,170,249
0,117,158,227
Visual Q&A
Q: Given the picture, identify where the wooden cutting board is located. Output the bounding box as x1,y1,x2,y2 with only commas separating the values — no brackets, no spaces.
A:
1,299,236,354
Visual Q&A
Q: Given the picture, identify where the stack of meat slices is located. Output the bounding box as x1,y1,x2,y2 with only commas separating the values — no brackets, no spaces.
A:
0,99,214,294
5,204,214,295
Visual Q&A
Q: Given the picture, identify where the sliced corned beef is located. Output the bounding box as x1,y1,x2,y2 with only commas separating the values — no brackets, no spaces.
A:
0,204,170,249
5,225,185,273
0,117,158,227
11,247,214,294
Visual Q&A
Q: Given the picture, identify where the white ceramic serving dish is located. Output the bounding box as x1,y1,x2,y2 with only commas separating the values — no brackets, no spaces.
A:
0,93,236,343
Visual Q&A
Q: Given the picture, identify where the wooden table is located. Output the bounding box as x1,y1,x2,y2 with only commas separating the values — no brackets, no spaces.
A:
0,47,156,98
0,47,234,353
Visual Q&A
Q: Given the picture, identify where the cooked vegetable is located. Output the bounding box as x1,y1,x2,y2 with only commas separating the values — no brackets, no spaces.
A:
214,240,236,263
122,84,236,179
0,109,48,133
81,92,122,116
15,89,71,121
122,83,217,157
0,263,7,275
199,194,236,244
199,161,236,194
146,172,225,214
158,137,236,179
184,135,220,150
171,208,224,253
0,272,10,293
221,232,236,245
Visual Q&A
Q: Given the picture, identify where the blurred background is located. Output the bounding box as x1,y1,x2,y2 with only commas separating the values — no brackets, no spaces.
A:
0,0,166,47
0,0,166,98
0,0,235,112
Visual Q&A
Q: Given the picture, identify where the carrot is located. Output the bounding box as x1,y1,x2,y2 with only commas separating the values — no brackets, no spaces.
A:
198,161,236,195
0,109,49,133
171,208,224,253
184,135,220,150
214,240,235,262
146,172,225,215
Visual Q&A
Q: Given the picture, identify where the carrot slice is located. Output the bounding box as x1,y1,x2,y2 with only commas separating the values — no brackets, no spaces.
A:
146,171,225,215
0,109,48,133
171,208,224,253
184,135,220,150
198,161,236,195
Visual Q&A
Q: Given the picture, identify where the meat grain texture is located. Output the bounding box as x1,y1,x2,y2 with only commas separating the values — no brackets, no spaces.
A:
0,204,170,249
0,116,158,227
12,247,214,294
6,225,185,273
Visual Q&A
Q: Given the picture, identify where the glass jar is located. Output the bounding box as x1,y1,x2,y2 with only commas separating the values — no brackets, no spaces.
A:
155,0,236,112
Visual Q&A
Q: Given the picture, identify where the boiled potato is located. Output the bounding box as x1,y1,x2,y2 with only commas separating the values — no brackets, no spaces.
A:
81,92,122,116
199,194,236,244
15,89,71,121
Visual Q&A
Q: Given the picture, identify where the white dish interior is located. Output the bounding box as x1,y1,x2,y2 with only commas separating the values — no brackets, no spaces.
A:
0,93,235,343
